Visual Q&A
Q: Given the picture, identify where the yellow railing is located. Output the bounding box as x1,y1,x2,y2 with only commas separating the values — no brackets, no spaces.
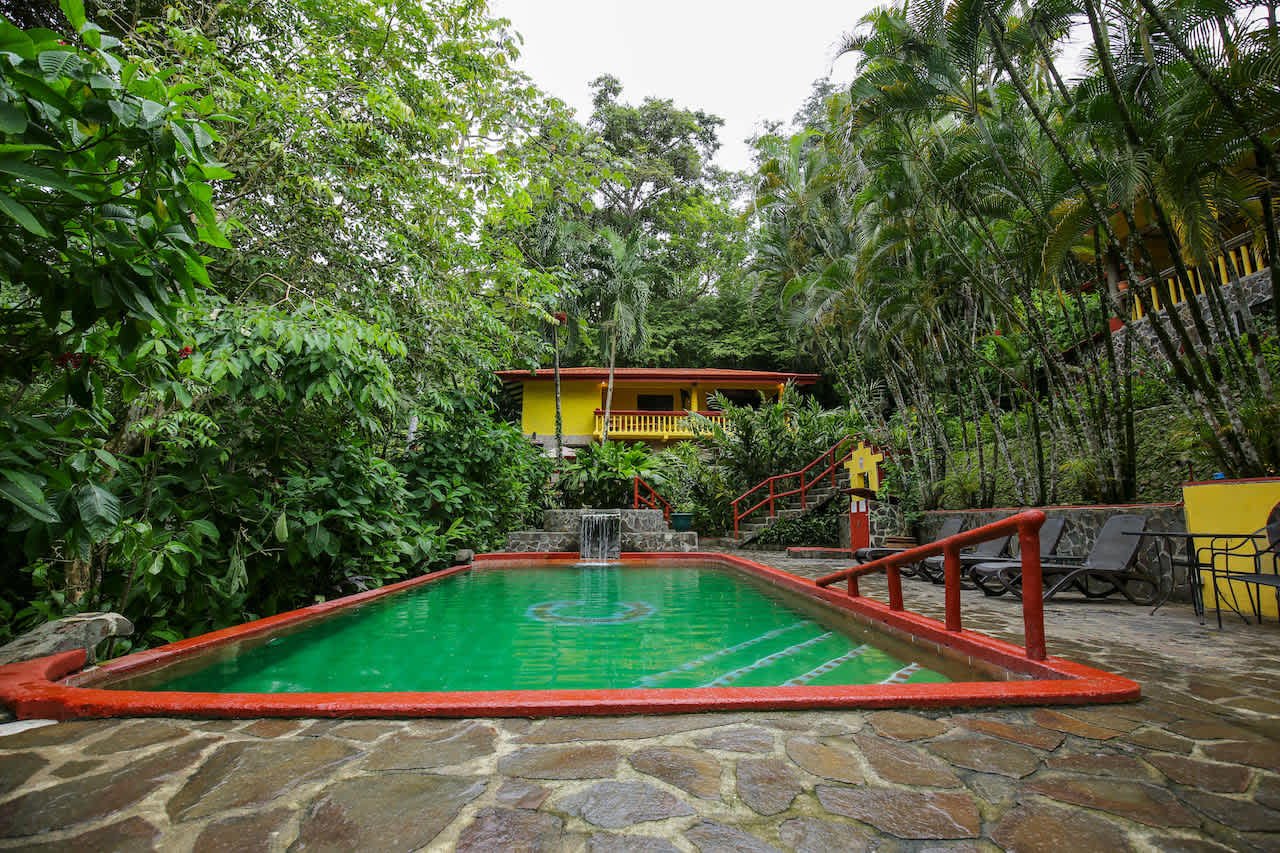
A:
593,410,725,441
1129,236,1266,320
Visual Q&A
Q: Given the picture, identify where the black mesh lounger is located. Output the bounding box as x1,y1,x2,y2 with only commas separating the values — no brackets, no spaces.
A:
972,515,1154,604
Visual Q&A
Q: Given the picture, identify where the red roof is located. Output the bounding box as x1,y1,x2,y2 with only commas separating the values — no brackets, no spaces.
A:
495,367,820,385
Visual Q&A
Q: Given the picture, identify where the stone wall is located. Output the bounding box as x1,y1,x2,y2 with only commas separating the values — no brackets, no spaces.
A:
505,508,697,553
1115,268,1271,363
918,503,1187,599
542,509,667,533
837,500,908,550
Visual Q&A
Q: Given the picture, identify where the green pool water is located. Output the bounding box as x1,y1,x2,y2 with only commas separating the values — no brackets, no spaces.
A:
131,564,956,693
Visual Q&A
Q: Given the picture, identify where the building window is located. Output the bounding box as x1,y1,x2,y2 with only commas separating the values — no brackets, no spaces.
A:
636,394,675,411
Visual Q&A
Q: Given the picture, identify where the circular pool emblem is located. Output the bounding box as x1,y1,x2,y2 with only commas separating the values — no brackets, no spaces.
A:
527,600,656,625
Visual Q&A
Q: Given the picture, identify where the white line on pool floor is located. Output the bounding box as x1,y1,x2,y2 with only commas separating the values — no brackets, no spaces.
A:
703,632,835,687
635,623,807,687
782,644,871,686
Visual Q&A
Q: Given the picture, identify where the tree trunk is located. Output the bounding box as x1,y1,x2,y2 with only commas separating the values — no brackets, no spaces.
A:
602,330,617,443
553,322,563,462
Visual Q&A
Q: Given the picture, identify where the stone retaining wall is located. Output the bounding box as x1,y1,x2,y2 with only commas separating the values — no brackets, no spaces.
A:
1116,268,1271,363
837,500,908,550
919,503,1188,599
541,509,667,533
502,531,698,553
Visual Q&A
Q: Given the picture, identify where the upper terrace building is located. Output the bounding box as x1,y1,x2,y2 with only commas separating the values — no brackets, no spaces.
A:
495,367,819,452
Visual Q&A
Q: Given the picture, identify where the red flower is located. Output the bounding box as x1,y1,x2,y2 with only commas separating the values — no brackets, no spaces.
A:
178,346,193,359
53,352,83,368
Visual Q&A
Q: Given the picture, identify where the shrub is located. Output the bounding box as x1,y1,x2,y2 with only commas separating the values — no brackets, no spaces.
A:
558,441,656,508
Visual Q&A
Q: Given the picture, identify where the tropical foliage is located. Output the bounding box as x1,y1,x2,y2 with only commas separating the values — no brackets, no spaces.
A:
752,0,1279,510
0,0,567,646
1,0,1277,648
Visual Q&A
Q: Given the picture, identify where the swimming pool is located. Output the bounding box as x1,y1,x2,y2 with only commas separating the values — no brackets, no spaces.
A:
0,553,1139,718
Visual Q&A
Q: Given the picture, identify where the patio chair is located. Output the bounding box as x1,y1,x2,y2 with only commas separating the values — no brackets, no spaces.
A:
1197,502,1280,628
853,516,963,579
917,526,1014,584
971,514,1155,604
966,517,1068,597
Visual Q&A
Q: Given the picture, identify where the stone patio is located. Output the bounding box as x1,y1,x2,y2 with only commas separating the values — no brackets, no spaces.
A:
1,550,1278,851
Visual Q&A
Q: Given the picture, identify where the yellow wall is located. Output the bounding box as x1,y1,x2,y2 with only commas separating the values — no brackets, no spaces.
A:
522,380,599,438
520,379,788,440
1183,479,1280,620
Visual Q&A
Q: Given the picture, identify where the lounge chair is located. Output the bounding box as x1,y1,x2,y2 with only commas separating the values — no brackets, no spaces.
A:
854,516,964,578
917,525,1015,585
968,517,1067,596
971,514,1156,604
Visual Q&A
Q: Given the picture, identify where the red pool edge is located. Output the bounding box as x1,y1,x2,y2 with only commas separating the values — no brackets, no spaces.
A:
0,552,1139,720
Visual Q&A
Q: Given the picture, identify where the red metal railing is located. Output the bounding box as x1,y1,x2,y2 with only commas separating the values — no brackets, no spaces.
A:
731,437,856,536
814,510,1048,661
633,476,672,521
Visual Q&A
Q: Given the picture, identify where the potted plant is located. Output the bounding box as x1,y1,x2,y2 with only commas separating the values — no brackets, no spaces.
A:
669,501,696,532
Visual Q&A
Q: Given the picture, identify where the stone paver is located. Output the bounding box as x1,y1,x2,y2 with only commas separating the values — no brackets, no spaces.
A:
0,549,1277,850
628,746,722,799
735,757,802,815
558,780,694,828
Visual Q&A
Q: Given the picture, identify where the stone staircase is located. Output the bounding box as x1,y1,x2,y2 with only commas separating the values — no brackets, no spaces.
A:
730,470,851,548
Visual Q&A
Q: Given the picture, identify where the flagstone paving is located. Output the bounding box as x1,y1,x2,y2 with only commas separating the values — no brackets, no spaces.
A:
1,550,1278,851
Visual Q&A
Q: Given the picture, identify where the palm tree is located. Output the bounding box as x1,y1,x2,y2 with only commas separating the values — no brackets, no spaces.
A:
588,228,665,441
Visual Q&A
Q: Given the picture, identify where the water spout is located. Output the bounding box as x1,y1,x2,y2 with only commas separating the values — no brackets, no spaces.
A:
580,511,621,561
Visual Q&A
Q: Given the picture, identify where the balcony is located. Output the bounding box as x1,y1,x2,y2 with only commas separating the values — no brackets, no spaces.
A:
593,409,725,441
1128,234,1267,321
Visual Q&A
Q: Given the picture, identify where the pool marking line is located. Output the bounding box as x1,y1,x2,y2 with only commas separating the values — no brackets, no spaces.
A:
704,631,835,687
881,662,923,684
783,644,871,686
635,623,806,687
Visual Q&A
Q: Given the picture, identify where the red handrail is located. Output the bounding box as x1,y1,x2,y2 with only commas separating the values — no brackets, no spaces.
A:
731,436,857,536
633,476,672,522
814,510,1048,661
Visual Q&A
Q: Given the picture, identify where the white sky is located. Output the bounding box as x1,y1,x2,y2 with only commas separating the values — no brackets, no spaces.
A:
489,1,879,173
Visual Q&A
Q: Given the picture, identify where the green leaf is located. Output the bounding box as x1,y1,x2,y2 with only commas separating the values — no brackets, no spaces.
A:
60,0,87,31
0,21,34,60
0,144,56,154
0,103,27,134
0,470,60,523
0,193,48,236
36,51,80,78
0,158,92,198
75,483,121,539
274,511,289,542
188,519,219,540
139,99,166,124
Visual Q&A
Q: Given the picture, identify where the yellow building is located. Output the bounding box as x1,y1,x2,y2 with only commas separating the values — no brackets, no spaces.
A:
496,367,820,451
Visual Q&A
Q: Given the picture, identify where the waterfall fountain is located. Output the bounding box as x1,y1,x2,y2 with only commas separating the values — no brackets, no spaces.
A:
504,509,697,553
579,511,621,561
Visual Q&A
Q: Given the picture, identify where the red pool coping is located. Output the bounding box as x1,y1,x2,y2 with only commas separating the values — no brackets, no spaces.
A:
0,553,1138,719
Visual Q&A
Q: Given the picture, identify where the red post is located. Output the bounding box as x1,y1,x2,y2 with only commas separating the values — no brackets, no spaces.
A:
847,574,860,597
768,480,775,517
733,500,739,537
1019,522,1047,660
887,564,903,611
633,477,640,510
944,545,962,631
